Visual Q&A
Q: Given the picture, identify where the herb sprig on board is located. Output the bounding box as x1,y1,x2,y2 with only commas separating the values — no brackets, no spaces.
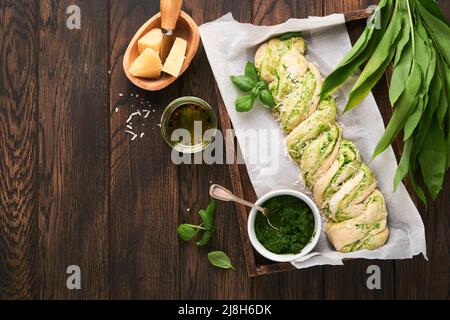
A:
231,62,275,112
177,199,235,270
321,0,450,202
178,199,216,246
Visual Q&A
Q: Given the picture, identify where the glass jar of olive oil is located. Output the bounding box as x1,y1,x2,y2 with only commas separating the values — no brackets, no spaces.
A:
160,97,218,154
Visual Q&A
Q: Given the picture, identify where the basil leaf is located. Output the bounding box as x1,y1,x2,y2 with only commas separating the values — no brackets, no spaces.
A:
280,32,302,40
260,89,276,108
344,8,402,112
245,62,258,83
198,199,216,231
205,198,217,216
196,231,212,247
198,210,213,231
419,115,447,199
230,75,255,92
235,95,254,112
207,251,235,270
177,224,199,242
251,87,261,99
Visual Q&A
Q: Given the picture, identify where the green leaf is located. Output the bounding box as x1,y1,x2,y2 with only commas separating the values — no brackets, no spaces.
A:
429,60,444,128
416,0,450,27
205,198,217,216
258,80,268,90
389,40,412,105
230,75,255,92
198,210,214,231
260,89,276,108
403,23,436,141
418,115,447,199
404,98,424,141
245,62,258,83
393,14,411,67
444,64,450,169
320,0,393,99
344,9,403,112
196,231,212,247
416,1,450,65
198,199,216,231
207,251,235,270
235,95,254,112
393,137,412,191
177,224,199,242
251,87,261,99
196,199,216,246
409,171,427,205
372,61,422,158
280,32,302,40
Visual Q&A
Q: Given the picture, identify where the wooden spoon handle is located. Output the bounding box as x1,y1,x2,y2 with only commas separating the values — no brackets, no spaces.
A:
160,0,183,30
209,184,266,213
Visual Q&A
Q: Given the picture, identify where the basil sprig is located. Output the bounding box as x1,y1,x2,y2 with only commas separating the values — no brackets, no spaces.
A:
231,62,275,112
177,199,235,270
177,199,216,246
321,0,450,202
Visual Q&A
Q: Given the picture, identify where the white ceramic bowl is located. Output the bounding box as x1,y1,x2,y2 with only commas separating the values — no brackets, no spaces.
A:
247,189,321,263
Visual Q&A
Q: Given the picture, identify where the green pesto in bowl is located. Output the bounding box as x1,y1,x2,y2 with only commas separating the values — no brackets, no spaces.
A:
254,195,315,254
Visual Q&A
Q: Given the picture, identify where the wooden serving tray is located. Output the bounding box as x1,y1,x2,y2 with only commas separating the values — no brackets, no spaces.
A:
214,8,375,277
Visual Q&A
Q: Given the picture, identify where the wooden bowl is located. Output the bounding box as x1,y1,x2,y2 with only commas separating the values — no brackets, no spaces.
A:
123,11,200,91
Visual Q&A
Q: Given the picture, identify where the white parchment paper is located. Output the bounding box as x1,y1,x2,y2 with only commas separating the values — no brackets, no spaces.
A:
199,13,427,268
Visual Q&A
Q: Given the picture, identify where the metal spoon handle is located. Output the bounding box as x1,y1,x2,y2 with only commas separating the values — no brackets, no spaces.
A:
209,184,266,214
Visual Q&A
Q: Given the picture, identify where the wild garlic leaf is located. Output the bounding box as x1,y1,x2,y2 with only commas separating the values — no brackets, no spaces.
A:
416,1,450,65
409,172,427,204
394,137,412,191
404,98,425,141
320,0,393,99
429,61,444,129
403,23,437,141
389,40,412,106
419,116,447,200
393,13,411,68
207,251,235,270
417,0,450,27
344,9,403,112
372,61,422,158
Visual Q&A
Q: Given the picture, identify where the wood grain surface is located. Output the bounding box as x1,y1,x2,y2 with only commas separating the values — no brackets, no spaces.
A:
0,0,449,300
0,0,38,300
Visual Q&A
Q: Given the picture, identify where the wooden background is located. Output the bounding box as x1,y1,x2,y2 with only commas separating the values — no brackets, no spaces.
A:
0,0,449,300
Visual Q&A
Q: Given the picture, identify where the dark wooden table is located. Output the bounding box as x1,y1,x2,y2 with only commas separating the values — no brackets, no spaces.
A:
1,0,449,300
